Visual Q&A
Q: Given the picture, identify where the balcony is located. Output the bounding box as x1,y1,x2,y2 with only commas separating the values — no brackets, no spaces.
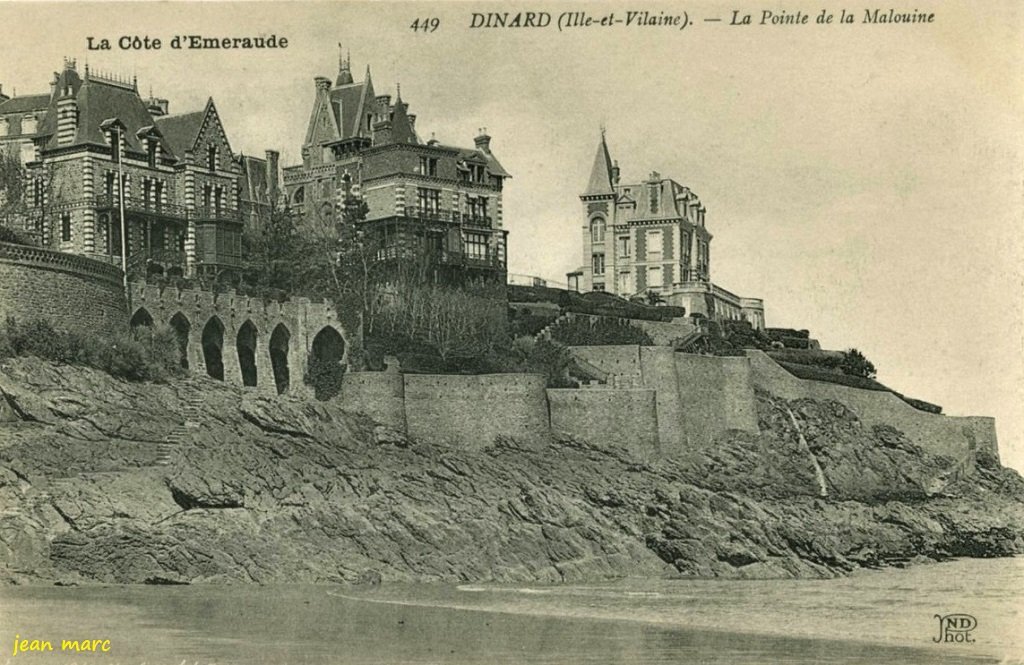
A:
95,194,188,221
193,205,242,223
439,250,506,269
403,206,457,223
462,214,493,229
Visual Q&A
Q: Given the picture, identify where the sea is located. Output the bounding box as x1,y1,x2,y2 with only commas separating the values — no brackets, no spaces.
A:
0,558,1020,665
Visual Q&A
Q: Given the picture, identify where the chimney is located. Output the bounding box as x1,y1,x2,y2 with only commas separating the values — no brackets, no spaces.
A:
0,84,8,103
56,87,78,146
474,128,491,153
375,94,391,108
314,76,331,92
408,114,416,129
147,97,169,117
265,149,280,202
611,160,620,185
372,118,393,146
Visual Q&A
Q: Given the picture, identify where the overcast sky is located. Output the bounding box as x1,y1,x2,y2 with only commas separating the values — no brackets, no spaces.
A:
2,1,1021,470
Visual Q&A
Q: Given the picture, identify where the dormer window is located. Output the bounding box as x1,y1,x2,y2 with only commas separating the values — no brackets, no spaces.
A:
0,119,8,137
207,145,217,172
419,156,438,176
22,115,37,135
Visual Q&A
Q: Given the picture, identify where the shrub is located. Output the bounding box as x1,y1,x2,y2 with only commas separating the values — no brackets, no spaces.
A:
304,353,346,401
549,316,653,346
840,348,877,379
0,225,37,246
0,317,186,383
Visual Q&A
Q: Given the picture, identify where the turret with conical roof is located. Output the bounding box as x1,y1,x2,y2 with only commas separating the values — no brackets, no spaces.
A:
582,131,616,198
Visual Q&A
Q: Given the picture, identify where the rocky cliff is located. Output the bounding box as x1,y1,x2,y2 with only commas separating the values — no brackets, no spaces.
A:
1,357,1022,585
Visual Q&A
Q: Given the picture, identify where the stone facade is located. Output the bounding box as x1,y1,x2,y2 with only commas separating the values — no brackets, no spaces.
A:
282,49,511,283
567,132,766,330
0,240,127,337
2,59,257,278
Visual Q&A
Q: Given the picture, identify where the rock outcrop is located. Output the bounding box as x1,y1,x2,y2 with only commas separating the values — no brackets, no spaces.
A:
1,358,1022,585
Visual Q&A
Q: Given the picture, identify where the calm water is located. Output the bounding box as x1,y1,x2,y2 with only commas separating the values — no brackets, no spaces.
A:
1,558,1021,665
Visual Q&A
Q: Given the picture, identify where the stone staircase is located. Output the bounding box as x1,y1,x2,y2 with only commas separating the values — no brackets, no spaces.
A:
156,386,205,466
535,312,573,341
672,328,706,352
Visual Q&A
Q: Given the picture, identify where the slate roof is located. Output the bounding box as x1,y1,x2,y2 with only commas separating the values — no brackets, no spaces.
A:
329,66,375,140
154,109,206,159
0,93,51,116
33,67,179,157
583,134,615,197
615,178,695,220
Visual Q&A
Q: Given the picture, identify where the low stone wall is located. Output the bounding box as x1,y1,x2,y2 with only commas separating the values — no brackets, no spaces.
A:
0,241,127,338
569,345,642,377
746,350,999,465
404,374,550,450
340,370,406,431
671,352,760,446
548,388,660,458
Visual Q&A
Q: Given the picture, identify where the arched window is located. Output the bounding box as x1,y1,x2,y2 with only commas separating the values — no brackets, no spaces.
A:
590,216,606,243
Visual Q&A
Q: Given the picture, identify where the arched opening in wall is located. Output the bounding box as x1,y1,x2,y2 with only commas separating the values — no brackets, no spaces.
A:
305,326,345,401
236,320,258,387
169,312,191,370
201,316,225,381
269,323,291,395
166,266,184,278
130,308,154,329
146,262,165,278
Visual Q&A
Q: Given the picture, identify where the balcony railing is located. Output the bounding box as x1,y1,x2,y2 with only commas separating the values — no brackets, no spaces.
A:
400,206,494,228
440,250,506,269
95,195,189,220
462,214,493,228
403,206,457,223
193,206,242,223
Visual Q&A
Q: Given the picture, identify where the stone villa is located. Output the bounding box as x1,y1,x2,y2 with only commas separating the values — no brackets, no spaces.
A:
567,133,766,329
282,49,512,283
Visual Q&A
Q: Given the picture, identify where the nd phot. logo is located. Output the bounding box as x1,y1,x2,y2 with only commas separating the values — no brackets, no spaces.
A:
933,613,977,644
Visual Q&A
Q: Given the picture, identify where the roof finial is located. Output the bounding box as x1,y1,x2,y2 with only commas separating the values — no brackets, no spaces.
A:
396,81,401,102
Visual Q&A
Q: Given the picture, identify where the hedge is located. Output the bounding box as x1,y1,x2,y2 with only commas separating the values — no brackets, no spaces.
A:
776,361,942,414
507,284,685,322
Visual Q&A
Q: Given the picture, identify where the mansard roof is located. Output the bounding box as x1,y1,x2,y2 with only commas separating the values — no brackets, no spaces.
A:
38,72,175,155
615,177,700,220
583,133,615,197
0,93,51,116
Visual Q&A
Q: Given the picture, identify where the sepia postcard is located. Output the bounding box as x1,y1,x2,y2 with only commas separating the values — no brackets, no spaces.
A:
0,1,1021,663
